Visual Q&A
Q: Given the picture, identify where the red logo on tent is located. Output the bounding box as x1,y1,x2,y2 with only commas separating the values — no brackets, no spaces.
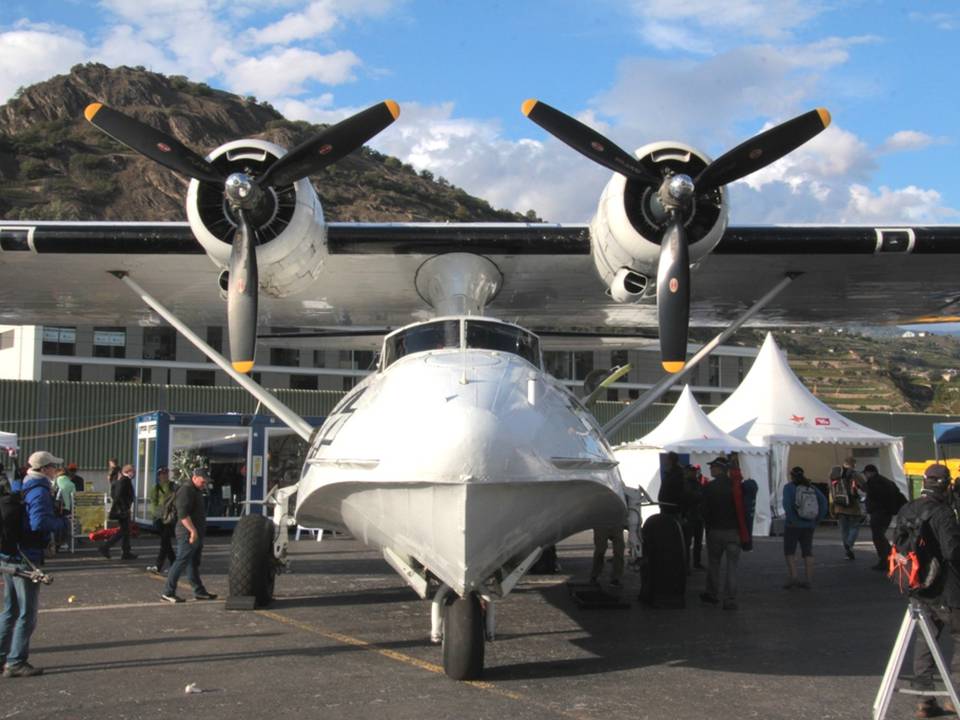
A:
815,417,830,426
790,415,804,423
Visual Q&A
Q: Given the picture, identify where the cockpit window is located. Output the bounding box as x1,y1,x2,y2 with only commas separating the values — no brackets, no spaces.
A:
465,321,541,368
382,320,460,368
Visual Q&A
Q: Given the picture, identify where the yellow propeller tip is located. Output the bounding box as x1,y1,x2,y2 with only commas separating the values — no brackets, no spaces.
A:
384,100,400,120
662,361,685,374
84,102,103,122
521,99,538,117
232,361,254,374
816,107,831,128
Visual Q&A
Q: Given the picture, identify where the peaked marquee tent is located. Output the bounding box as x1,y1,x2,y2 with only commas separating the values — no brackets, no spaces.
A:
614,385,772,535
709,333,908,517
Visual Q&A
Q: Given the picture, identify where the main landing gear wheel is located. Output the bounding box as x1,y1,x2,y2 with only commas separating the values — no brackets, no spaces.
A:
442,592,485,680
228,514,276,607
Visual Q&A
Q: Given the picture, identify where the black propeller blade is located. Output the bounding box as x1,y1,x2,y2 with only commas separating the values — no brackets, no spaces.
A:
257,100,401,188
227,208,258,374
694,108,831,192
84,103,223,184
656,216,690,373
521,99,661,185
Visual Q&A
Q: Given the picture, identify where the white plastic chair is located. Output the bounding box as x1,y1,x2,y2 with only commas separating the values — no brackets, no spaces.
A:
294,525,324,542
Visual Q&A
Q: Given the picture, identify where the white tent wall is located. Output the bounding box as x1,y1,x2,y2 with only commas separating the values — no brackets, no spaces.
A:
616,447,771,536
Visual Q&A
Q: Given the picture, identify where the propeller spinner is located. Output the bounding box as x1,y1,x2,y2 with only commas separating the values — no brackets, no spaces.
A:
522,99,830,373
85,100,400,372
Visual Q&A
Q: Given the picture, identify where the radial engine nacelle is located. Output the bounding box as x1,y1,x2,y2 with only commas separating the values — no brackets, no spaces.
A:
185,138,327,299
589,141,728,303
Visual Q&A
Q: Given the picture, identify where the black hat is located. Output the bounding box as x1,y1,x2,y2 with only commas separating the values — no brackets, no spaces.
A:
191,467,211,480
708,456,729,468
790,466,804,477
863,464,879,473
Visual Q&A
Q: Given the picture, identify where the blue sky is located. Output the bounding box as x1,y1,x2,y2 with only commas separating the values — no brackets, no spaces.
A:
0,1,958,224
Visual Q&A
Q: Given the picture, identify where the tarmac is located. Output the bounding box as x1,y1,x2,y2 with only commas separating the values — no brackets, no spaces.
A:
0,528,939,720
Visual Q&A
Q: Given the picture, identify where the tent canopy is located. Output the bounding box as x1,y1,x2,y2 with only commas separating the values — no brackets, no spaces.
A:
934,422,960,447
709,333,907,507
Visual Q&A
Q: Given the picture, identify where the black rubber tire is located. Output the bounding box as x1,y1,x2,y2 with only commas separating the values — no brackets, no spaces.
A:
228,514,276,607
442,592,485,680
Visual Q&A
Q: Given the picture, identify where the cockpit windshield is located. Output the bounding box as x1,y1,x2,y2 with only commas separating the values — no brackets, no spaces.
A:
381,318,542,370
382,320,459,368
465,320,540,368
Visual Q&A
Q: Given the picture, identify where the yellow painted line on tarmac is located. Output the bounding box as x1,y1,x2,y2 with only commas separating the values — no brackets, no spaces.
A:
256,608,595,720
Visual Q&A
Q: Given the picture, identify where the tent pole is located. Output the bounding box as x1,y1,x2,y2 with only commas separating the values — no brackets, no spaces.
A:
602,274,801,440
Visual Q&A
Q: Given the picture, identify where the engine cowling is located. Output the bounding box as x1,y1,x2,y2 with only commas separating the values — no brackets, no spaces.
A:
589,141,728,302
185,139,327,298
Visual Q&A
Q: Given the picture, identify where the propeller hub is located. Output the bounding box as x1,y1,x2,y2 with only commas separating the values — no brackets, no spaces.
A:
658,173,695,210
225,173,259,209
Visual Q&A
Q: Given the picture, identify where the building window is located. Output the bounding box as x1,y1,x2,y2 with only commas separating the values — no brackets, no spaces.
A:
42,326,75,356
708,356,720,387
185,369,216,387
93,327,126,358
572,351,594,381
67,365,82,382
143,327,176,360
115,366,149,383
206,326,223,359
611,350,629,369
544,351,572,379
354,350,376,370
270,347,299,367
606,388,619,402
0,330,14,351
290,374,318,390
628,388,640,400
342,376,357,391
315,350,327,367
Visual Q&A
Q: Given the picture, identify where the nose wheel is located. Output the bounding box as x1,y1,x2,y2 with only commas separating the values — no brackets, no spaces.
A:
442,591,485,680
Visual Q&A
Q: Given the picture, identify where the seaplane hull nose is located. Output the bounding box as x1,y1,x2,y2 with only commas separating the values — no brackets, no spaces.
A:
296,346,625,595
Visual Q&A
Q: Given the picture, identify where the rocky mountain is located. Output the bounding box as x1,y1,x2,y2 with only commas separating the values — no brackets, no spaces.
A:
0,63,536,223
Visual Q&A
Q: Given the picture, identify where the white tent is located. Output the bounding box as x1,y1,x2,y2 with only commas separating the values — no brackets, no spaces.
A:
614,386,772,535
709,333,908,519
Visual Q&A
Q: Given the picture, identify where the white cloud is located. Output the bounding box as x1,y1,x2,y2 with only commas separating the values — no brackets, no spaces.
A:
0,26,89,102
223,47,360,97
879,130,938,154
252,0,395,45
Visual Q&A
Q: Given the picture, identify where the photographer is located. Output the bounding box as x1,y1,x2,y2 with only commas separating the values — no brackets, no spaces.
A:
0,450,70,678
897,464,960,718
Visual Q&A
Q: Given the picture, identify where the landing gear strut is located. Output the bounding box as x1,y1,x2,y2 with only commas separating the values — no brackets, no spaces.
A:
442,592,485,680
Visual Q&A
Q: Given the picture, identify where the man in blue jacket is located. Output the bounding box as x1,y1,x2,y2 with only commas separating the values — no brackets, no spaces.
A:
782,466,828,590
0,450,70,678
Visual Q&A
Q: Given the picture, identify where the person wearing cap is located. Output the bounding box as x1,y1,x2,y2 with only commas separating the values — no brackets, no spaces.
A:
65,463,85,493
0,450,70,678
862,463,908,572
896,464,960,719
147,467,177,575
161,467,217,603
99,463,137,560
700,455,749,610
782,466,827,589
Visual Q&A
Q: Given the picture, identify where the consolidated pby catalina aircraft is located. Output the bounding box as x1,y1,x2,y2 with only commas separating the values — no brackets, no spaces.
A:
1,97,959,680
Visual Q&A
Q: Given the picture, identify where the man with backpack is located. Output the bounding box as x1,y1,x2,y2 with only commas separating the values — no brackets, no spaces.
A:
0,450,70,678
782,466,828,589
863,463,908,571
892,463,960,719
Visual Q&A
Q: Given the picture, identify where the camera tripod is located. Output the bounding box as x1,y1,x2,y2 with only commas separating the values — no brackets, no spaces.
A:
874,598,960,719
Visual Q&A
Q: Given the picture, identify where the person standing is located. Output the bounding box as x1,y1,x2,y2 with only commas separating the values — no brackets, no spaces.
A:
0,450,70,677
147,467,177,575
54,467,76,550
658,453,698,573
66,463,85,492
100,463,136,560
895,464,960,719
590,524,625,587
161,468,217,603
862,463,907,571
700,456,748,610
830,457,864,560
782,466,828,589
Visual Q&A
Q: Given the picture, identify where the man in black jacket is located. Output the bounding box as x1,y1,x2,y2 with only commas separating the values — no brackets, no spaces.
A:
863,463,906,571
99,463,137,560
899,463,960,719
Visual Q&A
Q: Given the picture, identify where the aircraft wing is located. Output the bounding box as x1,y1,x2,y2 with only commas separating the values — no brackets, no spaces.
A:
1,220,959,332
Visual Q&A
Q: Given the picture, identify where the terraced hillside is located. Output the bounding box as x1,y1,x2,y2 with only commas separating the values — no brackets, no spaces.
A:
725,328,960,414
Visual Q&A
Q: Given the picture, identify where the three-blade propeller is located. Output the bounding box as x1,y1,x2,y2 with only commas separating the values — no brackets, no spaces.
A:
522,99,830,373
85,100,400,373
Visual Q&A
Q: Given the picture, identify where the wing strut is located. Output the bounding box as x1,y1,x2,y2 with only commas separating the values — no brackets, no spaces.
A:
602,273,801,439
108,271,314,442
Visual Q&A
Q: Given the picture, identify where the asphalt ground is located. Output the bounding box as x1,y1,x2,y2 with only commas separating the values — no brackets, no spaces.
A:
0,527,939,720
